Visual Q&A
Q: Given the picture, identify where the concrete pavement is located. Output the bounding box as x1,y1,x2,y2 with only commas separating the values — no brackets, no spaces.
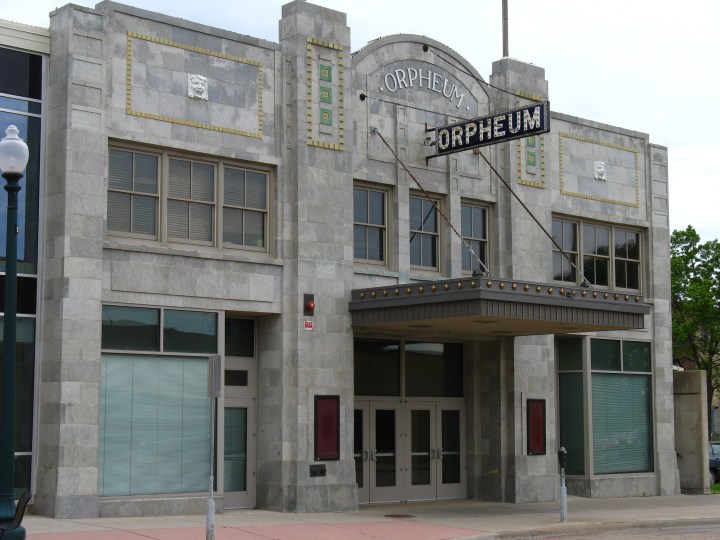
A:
19,494,720,539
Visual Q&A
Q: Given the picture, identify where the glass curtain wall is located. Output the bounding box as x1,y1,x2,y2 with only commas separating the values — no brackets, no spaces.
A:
0,45,43,498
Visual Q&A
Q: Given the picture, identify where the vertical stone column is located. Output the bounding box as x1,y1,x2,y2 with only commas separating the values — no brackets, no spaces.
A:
257,1,355,512
35,5,106,518
488,58,556,503
649,143,680,495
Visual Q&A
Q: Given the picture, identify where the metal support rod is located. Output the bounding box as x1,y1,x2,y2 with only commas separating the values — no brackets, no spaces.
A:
502,0,509,58
560,466,568,522
0,170,25,539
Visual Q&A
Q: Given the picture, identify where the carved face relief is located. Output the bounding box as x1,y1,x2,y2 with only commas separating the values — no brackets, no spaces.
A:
594,160,607,181
188,74,209,100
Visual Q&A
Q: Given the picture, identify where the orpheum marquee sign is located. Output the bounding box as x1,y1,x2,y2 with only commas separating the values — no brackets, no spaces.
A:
431,101,550,158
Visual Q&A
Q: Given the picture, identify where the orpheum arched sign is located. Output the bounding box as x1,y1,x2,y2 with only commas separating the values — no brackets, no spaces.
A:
430,101,550,158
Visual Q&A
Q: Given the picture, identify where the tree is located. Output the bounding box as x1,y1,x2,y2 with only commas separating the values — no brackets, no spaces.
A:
671,225,720,433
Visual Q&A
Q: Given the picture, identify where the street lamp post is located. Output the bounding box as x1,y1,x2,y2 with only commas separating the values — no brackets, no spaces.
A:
0,125,30,540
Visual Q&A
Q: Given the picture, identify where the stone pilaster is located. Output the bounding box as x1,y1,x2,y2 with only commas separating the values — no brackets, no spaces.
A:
36,4,106,518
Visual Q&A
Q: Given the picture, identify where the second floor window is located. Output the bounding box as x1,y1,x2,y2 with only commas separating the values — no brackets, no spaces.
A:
108,148,268,251
552,217,641,290
410,195,438,269
353,186,386,263
461,203,488,273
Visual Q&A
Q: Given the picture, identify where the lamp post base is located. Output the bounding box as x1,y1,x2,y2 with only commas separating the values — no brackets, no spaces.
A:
1,527,25,539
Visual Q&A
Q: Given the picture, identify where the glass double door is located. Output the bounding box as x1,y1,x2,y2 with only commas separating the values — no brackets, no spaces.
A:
355,400,465,503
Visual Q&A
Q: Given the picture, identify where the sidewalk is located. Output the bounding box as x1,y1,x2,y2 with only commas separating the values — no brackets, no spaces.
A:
20,494,720,539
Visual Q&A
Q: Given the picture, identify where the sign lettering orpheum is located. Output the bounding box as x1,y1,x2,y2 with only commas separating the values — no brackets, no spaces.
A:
431,101,550,158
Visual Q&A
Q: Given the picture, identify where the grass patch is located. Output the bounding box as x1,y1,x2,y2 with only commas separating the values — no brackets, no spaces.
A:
712,483,720,494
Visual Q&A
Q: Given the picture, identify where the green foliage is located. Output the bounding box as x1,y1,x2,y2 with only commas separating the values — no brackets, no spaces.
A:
671,226,720,410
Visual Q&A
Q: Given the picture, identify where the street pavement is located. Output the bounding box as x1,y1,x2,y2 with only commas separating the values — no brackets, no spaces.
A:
18,493,720,539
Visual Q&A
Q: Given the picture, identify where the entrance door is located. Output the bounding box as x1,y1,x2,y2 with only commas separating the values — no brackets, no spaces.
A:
435,401,466,500
356,399,465,503
223,397,256,508
355,400,403,503
406,401,466,501
222,357,256,509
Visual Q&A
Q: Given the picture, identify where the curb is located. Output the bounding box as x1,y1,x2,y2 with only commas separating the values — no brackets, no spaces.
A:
493,517,720,539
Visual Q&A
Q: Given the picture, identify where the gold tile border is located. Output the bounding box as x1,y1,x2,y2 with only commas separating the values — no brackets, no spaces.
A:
516,135,546,188
559,132,640,208
306,37,344,151
125,32,263,138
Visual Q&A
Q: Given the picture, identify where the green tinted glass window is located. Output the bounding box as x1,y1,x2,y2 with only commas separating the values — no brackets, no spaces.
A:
623,341,651,372
164,310,217,353
102,305,159,351
558,338,583,371
405,342,463,397
354,339,400,396
591,339,621,371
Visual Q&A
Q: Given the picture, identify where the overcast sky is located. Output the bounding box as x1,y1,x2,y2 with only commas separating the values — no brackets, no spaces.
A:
5,0,719,241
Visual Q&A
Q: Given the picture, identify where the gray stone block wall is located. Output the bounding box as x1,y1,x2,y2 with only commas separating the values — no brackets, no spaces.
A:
38,3,107,519
30,0,678,517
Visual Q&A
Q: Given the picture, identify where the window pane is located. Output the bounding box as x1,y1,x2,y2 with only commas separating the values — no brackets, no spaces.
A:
405,342,463,397
99,355,211,495
132,195,157,236
224,167,246,207
591,339,621,371
191,163,214,202
164,310,217,353
584,225,596,254
102,305,159,351
472,207,486,238
366,227,383,261
626,232,640,260
592,374,652,473
134,154,158,194
354,188,368,223
624,341,651,372
421,234,436,267
558,338,583,371
410,197,422,230
441,410,461,484
354,339,400,396
245,171,266,209
107,192,131,232
225,318,254,357
597,227,610,256
368,191,384,225
354,225,367,259
626,261,640,289
552,219,562,246
167,200,189,239
223,207,243,245
563,221,577,251
615,230,628,259
0,317,35,452
461,205,471,236
169,159,191,199
224,407,248,491
410,234,421,266
0,47,42,99
594,258,608,286
244,210,264,247
559,372,585,475
109,150,133,190
422,200,437,233
189,203,212,242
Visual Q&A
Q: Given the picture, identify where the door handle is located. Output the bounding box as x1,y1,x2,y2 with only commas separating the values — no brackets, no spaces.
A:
370,450,377,461
430,449,436,460
363,450,369,462
437,447,444,460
